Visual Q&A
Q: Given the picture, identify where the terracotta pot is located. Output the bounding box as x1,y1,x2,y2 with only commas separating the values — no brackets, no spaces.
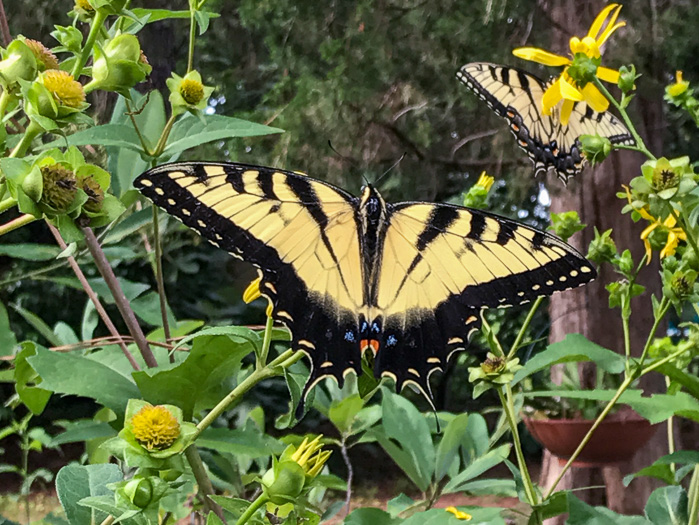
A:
522,412,660,467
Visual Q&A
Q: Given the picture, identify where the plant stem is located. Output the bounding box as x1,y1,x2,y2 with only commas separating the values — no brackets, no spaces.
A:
81,225,158,368
665,378,676,475
687,465,699,525
593,77,655,160
507,296,543,360
235,493,269,525
151,114,176,158
99,516,115,525
123,98,153,155
0,90,12,120
637,297,670,367
497,386,538,506
187,9,197,73
71,10,108,78
256,315,274,369
194,349,301,438
0,197,17,213
151,207,172,354
340,436,353,517
184,445,226,522
545,375,634,498
47,222,140,370
9,120,43,158
0,213,37,236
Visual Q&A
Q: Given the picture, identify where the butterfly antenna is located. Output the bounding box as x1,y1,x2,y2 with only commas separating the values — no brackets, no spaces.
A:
374,152,406,187
327,140,368,186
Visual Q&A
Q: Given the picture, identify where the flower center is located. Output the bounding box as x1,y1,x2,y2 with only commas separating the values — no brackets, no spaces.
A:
180,78,205,105
42,70,85,108
131,405,181,450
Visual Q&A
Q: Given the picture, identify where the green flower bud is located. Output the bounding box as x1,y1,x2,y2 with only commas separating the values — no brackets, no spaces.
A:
481,354,505,374
51,26,83,54
123,477,153,508
23,70,87,122
580,134,611,165
664,269,698,304
261,461,307,505
40,164,77,212
85,34,151,96
21,166,44,203
468,352,522,388
549,211,586,243
0,39,38,89
617,64,637,94
587,227,616,264
641,157,692,200
166,70,214,116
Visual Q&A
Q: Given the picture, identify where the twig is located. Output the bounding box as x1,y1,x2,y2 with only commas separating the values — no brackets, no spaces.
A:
47,222,140,371
184,446,227,523
340,437,353,517
81,225,158,368
0,0,12,46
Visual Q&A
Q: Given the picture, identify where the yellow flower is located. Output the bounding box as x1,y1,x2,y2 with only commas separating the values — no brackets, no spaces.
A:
624,186,687,263
42,70,86,108
476,171,494,192
130,404,181,451
445,506,472,521
180,78,205,105
513,3,624,125
243,276,273,317
291,435,332,478
667,70,689,98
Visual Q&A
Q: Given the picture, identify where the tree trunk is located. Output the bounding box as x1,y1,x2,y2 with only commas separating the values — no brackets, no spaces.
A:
539,0,666,520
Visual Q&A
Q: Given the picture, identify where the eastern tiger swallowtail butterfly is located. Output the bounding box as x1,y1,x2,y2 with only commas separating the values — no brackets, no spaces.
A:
457,62,635,183
135,162,596,416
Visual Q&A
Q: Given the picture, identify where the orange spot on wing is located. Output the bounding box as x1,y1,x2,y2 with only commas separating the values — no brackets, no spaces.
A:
360,339,380,355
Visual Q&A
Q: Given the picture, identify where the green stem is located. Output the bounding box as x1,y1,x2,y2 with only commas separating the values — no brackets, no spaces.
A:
0,213,37,236
507,296,543,360
497,386,539,506
637,297,670,367
235,493,269,525
123,98,153,155
664,376,676,476
194,349,302,438
0,89,12,120
187,9,197,73
0,197,17,213
151,207,172,354
9,120,43,158
257,315,274,369
621,299,631,363
99,516,115,525
71,10,108,78
151,114,176,158
687,465,699,525
184,445,226,522
545,375,635,498
592,77,655,160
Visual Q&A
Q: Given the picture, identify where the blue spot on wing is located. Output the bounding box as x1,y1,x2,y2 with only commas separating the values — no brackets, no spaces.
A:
344,330,356,343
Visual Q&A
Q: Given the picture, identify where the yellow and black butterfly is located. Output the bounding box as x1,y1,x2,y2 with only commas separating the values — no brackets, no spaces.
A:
135,162,596,415
457,62,635,183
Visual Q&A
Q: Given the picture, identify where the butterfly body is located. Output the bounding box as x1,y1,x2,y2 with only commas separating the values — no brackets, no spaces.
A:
135,162,596,414
457,62,635,182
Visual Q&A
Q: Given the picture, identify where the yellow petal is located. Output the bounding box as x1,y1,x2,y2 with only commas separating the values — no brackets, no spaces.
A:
560,99,575,126
542,80,563,116
581,83,609,112
597,66,620,83
588,4,621,40
512,47,570,66
661,232,679,258
643,238,653,264
640,222,658,241
559,75,584,101
663,215,678,228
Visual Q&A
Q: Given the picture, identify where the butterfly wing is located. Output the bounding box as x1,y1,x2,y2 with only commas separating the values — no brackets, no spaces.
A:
457,62,635,183
135,162,366,409
372,202,596,399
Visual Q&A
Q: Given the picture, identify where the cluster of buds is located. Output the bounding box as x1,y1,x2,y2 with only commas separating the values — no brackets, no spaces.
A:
468,352,522,398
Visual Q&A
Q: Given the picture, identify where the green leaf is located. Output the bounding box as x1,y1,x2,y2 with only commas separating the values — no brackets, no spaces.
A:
276,365,312,429
0,244,61,261
133,333,255,418
513,333,625,386
12,304,63,347
567,494,651,524
50,420,116,446
206,512,225,525
208,496,249,520
162,114,283,156
197,423,285,458
524,389,699,424
344,508,399,525
39,124,144,152
55,464,122,525
27,346,140,423
328,393,365,434
443,444,510,493
654,362,699,400
645,486,689,525
435,413,469,482
101,207,153,244
129,291,177,327
14,342,51,415
0,301,18,356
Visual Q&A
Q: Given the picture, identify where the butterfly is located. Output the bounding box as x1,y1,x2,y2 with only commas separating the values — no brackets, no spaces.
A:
457,62,635,183
135,162,596,416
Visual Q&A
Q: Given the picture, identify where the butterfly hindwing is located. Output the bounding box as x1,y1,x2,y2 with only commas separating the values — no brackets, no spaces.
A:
457,62,635,183
372,202,596,397
134,162,365,411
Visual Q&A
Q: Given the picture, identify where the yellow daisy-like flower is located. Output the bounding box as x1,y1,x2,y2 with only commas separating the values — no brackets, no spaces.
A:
513,3,625,125
667,70,689,98
623,186,687,263
476,171,494,192
445,506,472,521
42,70,86,108
243,276,274,317
180,78,205,105
130,404,181,451
291,435,332,478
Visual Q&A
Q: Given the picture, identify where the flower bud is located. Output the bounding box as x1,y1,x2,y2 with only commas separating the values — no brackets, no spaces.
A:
167,70,214,116
641,157,692,199
666,70,689,98
481,354,505,375
261,461,307,505
580,134,611,165
617,64,637,94
549,211,585,243
24,39,59,71
85,34,151,96
0,39,38,89
130,404,181,451
24,70,87,122
587,227,616,264
123,477,153,508
463,171,495,210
